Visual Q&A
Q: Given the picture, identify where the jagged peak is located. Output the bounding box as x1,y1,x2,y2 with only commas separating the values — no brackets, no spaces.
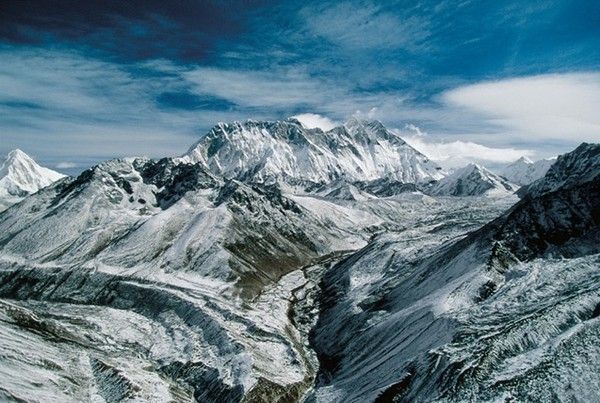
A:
2,149,37,170
455,163,488,175
514,156,533,164
6,148,31,161
432,162,518,196
1,149,63,179
0,148,66,209
463,162,483,170
572,141,597,154
343,117,385,132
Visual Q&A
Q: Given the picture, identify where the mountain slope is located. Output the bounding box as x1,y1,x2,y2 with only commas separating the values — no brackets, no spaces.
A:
308,142,600,402
0,154,392,401
0,157,373,295
499,156,555,186
523,142,599,198
182,118,445,188
0,149,65,211
431,163,519,196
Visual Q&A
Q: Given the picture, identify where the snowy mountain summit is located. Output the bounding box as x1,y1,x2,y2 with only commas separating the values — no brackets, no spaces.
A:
0,149,65,211
431,163,519,196
499,155,555,185
183,117,445,187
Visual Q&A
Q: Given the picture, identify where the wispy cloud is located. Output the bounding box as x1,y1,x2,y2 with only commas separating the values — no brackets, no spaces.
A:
1,42,597,173
0,47,237,166
301,2,431,51
183,66,332,109
55,162,77,169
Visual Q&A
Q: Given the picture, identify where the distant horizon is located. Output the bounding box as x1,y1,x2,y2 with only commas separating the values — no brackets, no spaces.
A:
1,114,575,178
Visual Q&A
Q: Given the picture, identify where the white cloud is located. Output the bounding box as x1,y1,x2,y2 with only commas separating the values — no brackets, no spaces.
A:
398,125,534,169
56,162,77,169
0,47,235,162
2,48,595,171
292,113,339,131
441,73,600,142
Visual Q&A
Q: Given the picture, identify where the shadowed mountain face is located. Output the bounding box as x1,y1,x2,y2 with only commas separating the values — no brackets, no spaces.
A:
0,119,597,402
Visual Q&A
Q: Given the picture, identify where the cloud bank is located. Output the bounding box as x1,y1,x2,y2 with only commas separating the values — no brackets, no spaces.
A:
292,113,339,131
399,125,534,169
441,73,600,143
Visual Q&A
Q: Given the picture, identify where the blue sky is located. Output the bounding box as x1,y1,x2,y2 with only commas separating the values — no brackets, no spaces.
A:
0,0,599,174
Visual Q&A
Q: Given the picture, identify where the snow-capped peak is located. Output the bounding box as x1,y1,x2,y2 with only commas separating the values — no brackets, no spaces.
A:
499,155,554,186
0,149,65,211
182,118,445,188
524,142,599,198
1,149,35,176
432,163,519,196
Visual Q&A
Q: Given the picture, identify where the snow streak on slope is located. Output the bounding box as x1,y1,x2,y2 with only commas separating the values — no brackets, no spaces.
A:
0,149,65,211
499,156,555,186
431,163,519,196
183,118,445,187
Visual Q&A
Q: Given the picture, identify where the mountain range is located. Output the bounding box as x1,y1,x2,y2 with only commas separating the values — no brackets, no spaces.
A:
0,118,597,402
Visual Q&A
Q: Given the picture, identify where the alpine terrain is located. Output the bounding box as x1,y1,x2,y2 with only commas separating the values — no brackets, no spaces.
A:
0,118,597,402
